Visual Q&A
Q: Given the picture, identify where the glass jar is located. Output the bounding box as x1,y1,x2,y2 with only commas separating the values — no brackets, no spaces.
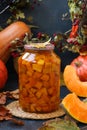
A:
18,44,61,113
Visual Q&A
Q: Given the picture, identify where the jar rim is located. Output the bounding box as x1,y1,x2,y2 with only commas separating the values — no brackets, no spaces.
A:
24,44,54,51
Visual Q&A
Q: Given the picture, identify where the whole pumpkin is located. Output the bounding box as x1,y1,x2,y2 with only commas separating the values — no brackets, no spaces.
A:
71,55,87,81
0,21,31,63
0,60,8,89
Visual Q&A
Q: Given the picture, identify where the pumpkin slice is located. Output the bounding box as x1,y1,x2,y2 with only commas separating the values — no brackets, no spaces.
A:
62,93,87,123
63,65,87,97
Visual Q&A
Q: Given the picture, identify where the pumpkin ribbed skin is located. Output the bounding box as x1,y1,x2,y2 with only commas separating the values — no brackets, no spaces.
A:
63,65,87,97
0,60,8,89
0,21,31,63
62,93,87,123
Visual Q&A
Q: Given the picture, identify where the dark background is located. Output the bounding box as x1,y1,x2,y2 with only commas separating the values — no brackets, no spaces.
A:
0,0,82,130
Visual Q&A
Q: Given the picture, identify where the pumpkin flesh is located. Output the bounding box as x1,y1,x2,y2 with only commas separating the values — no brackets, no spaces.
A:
63,65,87,97
62,93,87,123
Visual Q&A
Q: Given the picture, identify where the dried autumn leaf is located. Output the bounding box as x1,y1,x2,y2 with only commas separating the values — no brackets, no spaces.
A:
8,89,19,100
16,10,25,19
0,104,24,125
0,106,12,121
0,93,6,105
38,118,80,130
4,89,19,100
11,118,24,126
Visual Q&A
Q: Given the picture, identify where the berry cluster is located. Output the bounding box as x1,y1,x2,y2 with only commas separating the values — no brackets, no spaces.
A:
52,0,87,54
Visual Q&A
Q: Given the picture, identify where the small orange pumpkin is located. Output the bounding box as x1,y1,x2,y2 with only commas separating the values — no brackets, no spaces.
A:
63,65,87,97
0,21,31,63
0,60,8,89
62,93,87,123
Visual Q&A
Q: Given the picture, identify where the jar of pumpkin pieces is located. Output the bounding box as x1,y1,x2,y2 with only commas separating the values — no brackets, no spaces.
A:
18,42,61,113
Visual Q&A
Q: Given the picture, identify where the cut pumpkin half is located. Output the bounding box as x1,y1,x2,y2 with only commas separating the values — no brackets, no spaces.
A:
63,65,87,97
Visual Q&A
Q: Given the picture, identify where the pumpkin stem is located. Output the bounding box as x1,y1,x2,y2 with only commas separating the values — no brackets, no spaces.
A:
74,61,83,67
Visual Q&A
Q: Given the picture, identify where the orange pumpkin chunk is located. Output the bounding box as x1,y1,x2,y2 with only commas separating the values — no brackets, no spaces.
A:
32,64,43,72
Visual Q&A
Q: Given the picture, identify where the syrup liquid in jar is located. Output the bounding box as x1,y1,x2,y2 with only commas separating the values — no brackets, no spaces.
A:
18,43,61,113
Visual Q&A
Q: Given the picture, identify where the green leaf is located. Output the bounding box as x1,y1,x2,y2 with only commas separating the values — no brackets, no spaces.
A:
38,118,80,130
